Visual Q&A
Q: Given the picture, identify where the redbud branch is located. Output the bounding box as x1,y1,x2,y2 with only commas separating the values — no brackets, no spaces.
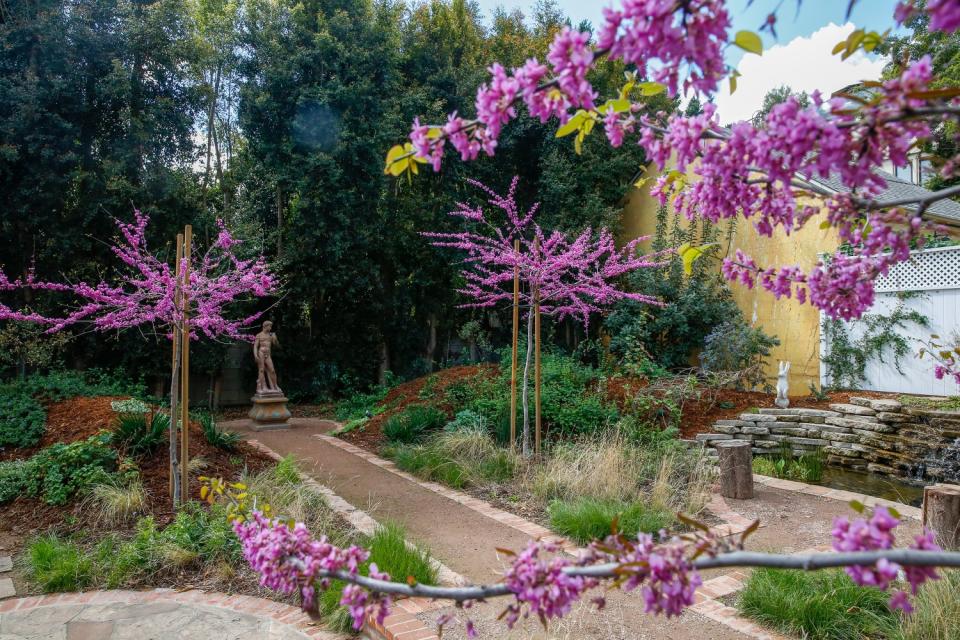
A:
288,549,960,603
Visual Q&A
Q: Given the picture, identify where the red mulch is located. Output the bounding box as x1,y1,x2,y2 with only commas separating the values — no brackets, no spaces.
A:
340,364,497,450
0,395,274,538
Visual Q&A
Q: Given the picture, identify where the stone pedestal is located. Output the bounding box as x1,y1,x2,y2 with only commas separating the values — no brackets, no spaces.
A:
248,393,291,430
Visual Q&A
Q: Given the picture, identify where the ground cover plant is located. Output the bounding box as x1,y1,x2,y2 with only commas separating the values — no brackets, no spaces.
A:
0,386,46,448
752,444,826,483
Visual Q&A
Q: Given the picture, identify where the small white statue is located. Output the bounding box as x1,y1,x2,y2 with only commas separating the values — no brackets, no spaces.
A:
775,361,791,408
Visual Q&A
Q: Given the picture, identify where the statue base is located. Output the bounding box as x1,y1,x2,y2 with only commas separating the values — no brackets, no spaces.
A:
248,393,291,430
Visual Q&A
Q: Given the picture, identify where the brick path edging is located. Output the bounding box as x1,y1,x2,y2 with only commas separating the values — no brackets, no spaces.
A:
0,588,341,639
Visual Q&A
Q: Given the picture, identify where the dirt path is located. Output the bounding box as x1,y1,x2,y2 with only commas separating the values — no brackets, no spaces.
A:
222,418,759,639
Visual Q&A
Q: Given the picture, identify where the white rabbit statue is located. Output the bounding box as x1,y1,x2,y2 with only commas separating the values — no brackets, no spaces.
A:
775,361,790,408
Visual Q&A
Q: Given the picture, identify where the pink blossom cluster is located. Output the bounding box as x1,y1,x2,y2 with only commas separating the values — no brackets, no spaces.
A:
233,512,390,630
597,0,730,96
422,178,665,328
592,532,704,617
896,0,960,33
832,506,942,612
501,540,597,628
0,210,276,341
408,0,732,170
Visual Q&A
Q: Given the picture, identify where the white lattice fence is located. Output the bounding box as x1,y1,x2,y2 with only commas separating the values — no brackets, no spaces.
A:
820,245,960,396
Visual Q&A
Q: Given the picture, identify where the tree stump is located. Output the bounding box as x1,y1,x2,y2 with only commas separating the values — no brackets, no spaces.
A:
717,440,754,500
922,483,960,550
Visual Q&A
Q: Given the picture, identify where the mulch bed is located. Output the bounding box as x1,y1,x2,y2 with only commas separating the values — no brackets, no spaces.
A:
0,395,274,539
340,364,497,451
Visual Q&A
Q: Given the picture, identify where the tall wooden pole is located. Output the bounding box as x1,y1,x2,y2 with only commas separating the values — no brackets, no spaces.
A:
169,233,183,505
179,225,192,501
533,236,542,457
510,238,520,451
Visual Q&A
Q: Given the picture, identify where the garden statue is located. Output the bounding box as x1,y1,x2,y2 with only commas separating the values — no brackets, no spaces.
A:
254,320,282,395
248,320,291,430
775,361,790,409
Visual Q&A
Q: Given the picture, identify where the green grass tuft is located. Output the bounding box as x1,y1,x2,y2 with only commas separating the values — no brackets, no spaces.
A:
737,568,899,640
547,498,673,545
27,536,93,592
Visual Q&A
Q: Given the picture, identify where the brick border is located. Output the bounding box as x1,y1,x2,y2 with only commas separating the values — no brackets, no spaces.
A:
752,473,922,520
0,588,341,639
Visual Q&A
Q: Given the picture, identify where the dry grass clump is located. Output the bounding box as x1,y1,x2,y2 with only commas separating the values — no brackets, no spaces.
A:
525,435,711,515
82,478,147,526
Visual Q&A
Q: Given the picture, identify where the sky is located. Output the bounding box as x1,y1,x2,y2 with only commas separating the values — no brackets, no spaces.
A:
471,0,904,123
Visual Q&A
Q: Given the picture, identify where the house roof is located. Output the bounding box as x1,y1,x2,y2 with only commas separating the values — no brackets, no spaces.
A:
809,169,960,225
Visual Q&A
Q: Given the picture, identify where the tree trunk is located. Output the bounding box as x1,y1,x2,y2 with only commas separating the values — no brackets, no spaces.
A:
377,340,391,386
717,440,753,499
521,310,534,457
922,483,960,550
169,331,181,506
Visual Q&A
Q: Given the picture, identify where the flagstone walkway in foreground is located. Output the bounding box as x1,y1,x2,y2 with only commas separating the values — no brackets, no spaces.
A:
0,589,340,640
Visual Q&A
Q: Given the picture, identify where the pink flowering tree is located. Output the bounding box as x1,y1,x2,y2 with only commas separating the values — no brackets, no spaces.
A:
385,0,960,385
424,177,663,454
0,210,276,341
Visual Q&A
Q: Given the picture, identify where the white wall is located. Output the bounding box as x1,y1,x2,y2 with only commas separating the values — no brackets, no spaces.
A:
820,245,960,396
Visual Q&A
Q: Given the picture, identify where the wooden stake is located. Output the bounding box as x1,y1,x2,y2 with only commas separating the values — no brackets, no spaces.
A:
179,225,192,501
510,238,520,451
533,236,541,457
169,233,183,505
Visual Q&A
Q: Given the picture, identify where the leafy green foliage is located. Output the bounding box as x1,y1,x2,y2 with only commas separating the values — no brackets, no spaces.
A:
0,387,46,448
111,413,169,457
383,405,446,444
195,411,241,451
822,298,929,389
606,209,742,371
12,370,146,403
700,319,780,391
0,436,117,505
737,568,899,639
547,498,673,545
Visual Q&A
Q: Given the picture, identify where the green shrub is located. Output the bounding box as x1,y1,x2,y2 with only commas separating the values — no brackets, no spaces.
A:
547,498,673,545
753,444,825,483
387,444,469,488
27,536,93,592
383,405,445,443
15,369,145,402
320,522,437,633
0,435,117,505
700,319,780,391
273,455,301,484
111,412,169,457
195,411,241,451
334,384,391,422
0,387,46,448
444,409,486,433
737,568,898,640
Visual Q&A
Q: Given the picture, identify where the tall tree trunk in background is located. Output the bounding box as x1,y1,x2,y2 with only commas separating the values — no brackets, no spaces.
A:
425,312,437,368
276,186,283,257
377,341,391,386
521,310,534,457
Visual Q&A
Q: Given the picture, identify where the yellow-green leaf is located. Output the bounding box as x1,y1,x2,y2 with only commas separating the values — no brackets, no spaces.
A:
733,30,763,55
427,127,442,139
678,243,716,275
832,40,847,55
636,81,666,96
633,177,650,190
849,499,865,514
729,70,741,95
555,110,588,138
384,144,409,176
618,81,635,101
819,220,832,229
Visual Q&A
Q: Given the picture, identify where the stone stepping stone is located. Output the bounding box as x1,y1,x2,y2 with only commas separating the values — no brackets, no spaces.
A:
829,402,876,416
0,556,12,572
0,577,14,599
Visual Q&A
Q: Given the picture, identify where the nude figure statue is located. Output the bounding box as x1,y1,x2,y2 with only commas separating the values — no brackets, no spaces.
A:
254,320,281,395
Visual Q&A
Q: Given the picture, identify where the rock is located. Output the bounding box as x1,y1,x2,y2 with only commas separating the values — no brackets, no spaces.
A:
695,433,733,442
785,436,830,446
849,397,874,407
758,408,802,415
740,413,777,422
714,425,742,434
714,419,747,427
876,412,912,423
826,417,894,432
813,423,853,435
830,403,877,416
799,416,825,424
795,408,842,418
741,426,770,435
770,426,810,437
827,432,862,444
826,446,862,457
774,414,802,422
751,440,780,449
868,399,903,412
867,462,897,475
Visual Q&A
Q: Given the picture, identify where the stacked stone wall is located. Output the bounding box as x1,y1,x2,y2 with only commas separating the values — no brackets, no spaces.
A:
695,397,960,481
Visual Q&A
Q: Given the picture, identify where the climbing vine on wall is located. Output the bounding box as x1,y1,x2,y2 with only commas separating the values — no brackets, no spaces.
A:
821,294,930,389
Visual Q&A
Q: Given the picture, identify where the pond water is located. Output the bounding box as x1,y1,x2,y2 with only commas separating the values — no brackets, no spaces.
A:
810,467,926,507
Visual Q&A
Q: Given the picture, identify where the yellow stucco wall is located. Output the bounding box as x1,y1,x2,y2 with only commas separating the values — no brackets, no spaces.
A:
621,164,839,392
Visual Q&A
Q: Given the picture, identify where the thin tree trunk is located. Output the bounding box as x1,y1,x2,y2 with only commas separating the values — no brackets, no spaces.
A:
521,310,534,457
169,331,181,506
